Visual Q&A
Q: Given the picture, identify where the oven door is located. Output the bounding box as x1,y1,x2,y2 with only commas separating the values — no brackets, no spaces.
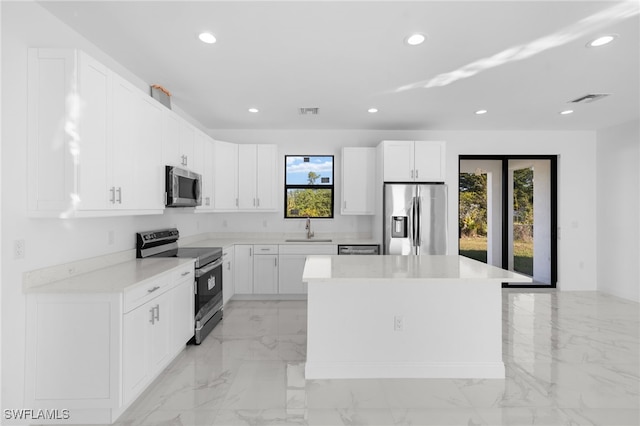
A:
195,257,223,318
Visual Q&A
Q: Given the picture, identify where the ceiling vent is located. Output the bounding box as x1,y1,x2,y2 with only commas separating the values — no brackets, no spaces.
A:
569,93,611,104
299,107,319,115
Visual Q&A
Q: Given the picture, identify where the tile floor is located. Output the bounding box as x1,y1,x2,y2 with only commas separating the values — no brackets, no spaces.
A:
116,290,639,425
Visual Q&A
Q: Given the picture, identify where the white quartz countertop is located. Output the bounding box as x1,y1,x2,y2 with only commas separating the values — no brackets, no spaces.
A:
303,255,533,283
183,235,379,249
24,258,195,293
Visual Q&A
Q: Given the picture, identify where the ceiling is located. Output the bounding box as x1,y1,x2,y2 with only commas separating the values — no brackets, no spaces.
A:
39,1,640,131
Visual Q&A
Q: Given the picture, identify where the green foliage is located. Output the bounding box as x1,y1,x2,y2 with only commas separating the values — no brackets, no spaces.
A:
307,172,321,184
459,173,487,237
286,188,332,218
513,168,533,225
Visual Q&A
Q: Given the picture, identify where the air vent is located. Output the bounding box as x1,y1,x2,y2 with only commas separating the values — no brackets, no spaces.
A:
299,107,319,115
569,93,610,104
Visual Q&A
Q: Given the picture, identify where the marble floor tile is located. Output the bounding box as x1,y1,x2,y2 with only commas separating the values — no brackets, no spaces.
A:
115,291,639,426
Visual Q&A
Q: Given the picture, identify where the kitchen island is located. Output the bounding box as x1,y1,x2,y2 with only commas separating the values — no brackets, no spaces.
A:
303,255,531,379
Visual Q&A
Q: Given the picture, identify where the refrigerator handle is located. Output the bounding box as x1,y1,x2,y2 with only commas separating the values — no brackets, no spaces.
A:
411,196,417,247
416,195,421,248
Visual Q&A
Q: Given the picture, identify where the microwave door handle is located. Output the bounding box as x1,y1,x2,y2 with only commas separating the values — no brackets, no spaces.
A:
172,174,179,204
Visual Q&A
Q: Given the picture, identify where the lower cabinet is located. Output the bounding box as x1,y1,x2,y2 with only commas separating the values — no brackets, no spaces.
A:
24,261,195,424
222,246,235,306
233,245,254,294
253,245,278,294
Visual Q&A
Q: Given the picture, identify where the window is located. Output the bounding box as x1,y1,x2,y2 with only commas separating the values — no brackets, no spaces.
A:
285,155,334,218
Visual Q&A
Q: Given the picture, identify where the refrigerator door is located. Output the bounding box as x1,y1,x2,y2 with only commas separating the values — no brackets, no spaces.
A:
384,184,416,254
415,184,448,255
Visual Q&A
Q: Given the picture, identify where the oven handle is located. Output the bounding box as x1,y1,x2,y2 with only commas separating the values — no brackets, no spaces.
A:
196,258,223,277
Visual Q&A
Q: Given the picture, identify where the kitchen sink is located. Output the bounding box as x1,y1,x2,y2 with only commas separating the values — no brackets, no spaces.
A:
285,239,332,242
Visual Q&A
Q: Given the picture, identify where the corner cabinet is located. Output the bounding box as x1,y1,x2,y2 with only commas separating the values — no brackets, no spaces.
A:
341,147,376,215
380,140,446,182
24,262,195,424
27,48,164,217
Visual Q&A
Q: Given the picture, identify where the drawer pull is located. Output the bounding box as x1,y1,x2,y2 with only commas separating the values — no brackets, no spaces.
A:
181,271,191,277
147,286,160,293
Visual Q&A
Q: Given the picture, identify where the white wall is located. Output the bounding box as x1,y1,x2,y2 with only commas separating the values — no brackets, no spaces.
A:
1,0,603,414
596,120,640,302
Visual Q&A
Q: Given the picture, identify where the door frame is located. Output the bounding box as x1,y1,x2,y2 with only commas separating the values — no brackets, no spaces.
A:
459,155,558,288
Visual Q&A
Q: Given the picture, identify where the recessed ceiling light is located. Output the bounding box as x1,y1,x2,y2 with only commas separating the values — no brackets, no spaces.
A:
248,108,259,113
475,109,488,115
198,32,217,44
559,109,574,115
368,108,378,113
405,33,426,46
586,34,618,48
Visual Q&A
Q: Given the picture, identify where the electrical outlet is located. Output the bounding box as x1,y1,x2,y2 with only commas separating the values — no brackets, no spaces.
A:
108,230,115,245
394,315,404,331
222,220,228,228
14,239,25,259
263,220,268,228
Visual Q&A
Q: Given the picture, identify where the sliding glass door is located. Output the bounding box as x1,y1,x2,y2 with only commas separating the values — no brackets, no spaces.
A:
459,156,557,287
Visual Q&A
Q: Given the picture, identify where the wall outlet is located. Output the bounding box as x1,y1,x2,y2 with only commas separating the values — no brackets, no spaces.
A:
222,220,228,228
263,220,268,228
14,239,25,259
108,230,115,245
394,315,404,331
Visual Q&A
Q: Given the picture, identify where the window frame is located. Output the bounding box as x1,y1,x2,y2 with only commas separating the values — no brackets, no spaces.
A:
284,155,335,219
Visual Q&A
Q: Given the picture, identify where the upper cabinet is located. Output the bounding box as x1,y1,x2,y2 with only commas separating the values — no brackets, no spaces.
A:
27,48,164,217
194,131,215,211
163,113,195,170
214,142,277,212
341,147,376,215
380,140,446,183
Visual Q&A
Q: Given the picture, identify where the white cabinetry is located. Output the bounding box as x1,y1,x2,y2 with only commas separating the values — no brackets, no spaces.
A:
253,245,279,294
27,48,164,217
341,147,376,215
25,262,194,424
381,140,446,182
163,113,195,169
238,144,278,211
213,140,239,210
195,131,215,211
278,245,336,294
222,247,235,306
233,245,253,294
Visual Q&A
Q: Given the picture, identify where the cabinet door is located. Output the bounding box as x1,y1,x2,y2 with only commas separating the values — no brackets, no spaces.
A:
149,291,173,373
123,302,152,403
110,74,136,209
253,255,278,294
134,95,165,210
222,248,235,305
76,51,110,210
178,119,195,169
196,135,215,210
342,147,375,215
382,140,415,182
213,140,239,210
278,254,307,294
237,144,258,209
413,141,446,182
163,112,181,167
233,245,253,294
171,279,195,350
256,145,278,210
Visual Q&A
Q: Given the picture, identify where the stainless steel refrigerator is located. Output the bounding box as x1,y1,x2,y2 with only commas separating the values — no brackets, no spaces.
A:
383,183,448,255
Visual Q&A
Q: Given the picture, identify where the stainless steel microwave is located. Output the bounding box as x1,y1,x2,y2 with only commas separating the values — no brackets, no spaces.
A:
165,166,202,207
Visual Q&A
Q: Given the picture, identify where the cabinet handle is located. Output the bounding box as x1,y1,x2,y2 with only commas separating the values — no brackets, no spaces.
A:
117,187,122,204
205,197,211,206
235,198,239,207
253,198,256,207
149,307,155,325
411,170,414,179
274,258,277,267
147,286,160,293
181,271,190,277
416,170,419,179
155,305,160,322
249,248,252,256
227,261,231,270
257,198,260,207
109,187,115,204
344,200,347,209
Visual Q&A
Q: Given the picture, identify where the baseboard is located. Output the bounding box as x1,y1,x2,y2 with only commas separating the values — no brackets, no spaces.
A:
305,361,505,379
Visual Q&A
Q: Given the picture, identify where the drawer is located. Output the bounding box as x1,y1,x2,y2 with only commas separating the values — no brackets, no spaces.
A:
124,274,172,313
279,244,336,255
254,244,278,254
173,263,195,283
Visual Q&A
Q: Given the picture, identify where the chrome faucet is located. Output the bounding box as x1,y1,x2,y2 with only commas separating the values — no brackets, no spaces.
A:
305,216,314,239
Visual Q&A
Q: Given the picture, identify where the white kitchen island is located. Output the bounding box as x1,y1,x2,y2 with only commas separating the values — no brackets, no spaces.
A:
303,255,531,380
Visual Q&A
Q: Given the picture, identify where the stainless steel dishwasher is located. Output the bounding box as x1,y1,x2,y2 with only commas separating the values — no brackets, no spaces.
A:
337,245,380,255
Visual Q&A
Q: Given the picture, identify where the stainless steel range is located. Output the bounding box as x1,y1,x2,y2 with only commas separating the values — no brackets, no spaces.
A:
136,228,223,344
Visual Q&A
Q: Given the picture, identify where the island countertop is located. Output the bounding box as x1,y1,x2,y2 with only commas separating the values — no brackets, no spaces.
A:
303,254,532,283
